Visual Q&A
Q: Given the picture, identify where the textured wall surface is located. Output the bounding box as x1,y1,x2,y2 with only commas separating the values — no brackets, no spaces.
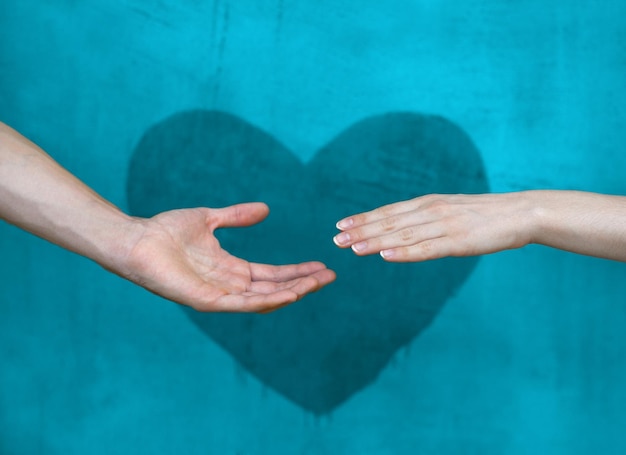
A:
1,1,626,454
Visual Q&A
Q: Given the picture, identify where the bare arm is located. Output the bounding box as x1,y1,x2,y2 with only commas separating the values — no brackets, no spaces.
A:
0,122,134,267
334,190,626,262
0,122,335,312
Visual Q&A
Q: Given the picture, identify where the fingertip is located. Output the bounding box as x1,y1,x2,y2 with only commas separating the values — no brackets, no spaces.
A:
336,218,353,230
245,201,270,218
296,261,329,277
327,269,337,283
255,201,270,214
333,231,352,247
351,242,376,256
314,268,337,287
216,202,269,227
306,260,328,271
380,249,396,261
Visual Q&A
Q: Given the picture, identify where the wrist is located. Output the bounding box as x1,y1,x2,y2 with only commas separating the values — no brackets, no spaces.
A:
92,211,148,279
520,190,540,245
489,191,540,249
522,190,565,246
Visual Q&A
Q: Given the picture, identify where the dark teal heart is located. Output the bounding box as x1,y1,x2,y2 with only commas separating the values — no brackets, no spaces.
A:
127,110,489,415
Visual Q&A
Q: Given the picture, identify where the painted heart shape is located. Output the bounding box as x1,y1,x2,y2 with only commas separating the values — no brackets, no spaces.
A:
127,110,489,414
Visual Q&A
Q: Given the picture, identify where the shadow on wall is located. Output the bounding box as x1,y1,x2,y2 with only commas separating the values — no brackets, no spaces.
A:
127,110,489,415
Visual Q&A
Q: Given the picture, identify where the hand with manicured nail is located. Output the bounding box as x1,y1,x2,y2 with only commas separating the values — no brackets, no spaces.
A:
334,191,626,262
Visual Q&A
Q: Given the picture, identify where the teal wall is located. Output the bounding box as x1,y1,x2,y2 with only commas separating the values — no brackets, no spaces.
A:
2,1,626,453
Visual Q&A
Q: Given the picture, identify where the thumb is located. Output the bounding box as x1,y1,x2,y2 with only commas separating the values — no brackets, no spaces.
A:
212,202,270,229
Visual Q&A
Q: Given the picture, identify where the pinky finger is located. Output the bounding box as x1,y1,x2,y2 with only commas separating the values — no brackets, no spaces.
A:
380,237,453,262
213,290,299,313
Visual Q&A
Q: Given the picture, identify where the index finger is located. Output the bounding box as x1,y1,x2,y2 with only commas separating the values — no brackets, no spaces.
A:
336,197,419,230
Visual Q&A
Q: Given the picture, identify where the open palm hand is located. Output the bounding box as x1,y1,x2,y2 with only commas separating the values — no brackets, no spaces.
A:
123,203,335,312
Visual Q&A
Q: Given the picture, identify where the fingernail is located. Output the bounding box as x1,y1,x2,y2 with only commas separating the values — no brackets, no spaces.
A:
336,218,353,230
352,242,367,253
380,249,395,259
333,232,351,246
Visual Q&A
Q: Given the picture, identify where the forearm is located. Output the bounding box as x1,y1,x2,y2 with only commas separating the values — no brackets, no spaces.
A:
527,190,626,261
0,122,141,272
334,188,626,263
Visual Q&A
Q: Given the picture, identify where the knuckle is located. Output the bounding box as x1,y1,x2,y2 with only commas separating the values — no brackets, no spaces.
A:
419,240,434,255
416,240,440,260
426,198,450,215
414,240,433,260
379,217,396,232
379,205,394,217
398,227,415,242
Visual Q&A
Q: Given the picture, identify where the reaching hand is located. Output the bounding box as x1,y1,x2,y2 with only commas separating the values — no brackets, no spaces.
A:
122,202,336,312
1,123,335,312
333,193,534,262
